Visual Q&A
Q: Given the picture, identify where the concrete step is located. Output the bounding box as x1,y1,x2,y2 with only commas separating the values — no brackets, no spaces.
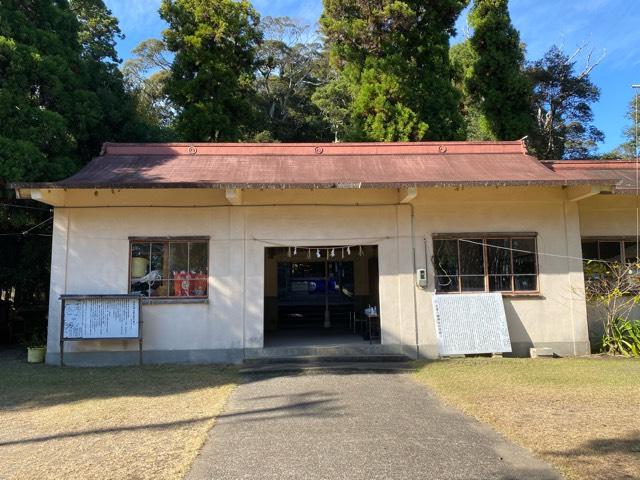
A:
240,361,416,375
243,354,412,366
244,344,407,359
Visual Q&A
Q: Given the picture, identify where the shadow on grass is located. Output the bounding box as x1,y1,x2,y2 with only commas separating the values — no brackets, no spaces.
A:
0,416,216,447
543,430,640,458
0,357,239,410
0,357,402,411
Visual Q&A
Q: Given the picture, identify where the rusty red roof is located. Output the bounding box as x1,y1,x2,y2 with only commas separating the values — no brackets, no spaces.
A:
12,141,623,190
543,160,639,194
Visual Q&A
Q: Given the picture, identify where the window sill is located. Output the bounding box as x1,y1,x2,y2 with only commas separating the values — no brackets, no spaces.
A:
500,292,543,299
434,291,543,299
141,298,209,305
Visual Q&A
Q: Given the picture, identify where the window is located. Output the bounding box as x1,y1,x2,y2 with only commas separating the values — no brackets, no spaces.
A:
129,238,209,299
581,238,638,263
433,235,538,294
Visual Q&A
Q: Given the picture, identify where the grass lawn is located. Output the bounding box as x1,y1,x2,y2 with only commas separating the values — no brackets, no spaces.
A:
414,357,640,480
0,353,238,480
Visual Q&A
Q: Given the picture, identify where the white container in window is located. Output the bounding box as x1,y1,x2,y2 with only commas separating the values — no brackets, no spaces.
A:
131,257,149,278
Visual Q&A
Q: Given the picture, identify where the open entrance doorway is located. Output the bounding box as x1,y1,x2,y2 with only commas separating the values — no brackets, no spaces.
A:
264,246,380,347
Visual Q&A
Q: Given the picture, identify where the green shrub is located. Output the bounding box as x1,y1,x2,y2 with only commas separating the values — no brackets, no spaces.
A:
601,318,640,357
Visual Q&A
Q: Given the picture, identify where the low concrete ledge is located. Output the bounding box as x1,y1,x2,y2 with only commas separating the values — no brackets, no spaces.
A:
46,348,244,366
509,341,591,358
43,341,592,367
245,344,404,360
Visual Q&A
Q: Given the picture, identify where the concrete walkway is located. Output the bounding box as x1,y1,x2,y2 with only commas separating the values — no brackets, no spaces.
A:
187,371,561,480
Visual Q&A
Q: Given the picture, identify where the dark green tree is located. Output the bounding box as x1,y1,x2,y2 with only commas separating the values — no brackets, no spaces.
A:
450,39,492,139
320,0,467,142
160,0,262,141
408,0,468,140
0,0,82,318
467,0,531,140
0,0,150,318
70,0,155,157
1,0,86,182
526,45,604,159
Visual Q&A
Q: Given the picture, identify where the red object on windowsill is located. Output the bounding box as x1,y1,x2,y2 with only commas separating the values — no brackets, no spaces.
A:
190,272,207,296
173,271,191,296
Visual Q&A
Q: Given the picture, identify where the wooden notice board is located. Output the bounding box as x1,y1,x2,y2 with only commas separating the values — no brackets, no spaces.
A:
59,294,143,366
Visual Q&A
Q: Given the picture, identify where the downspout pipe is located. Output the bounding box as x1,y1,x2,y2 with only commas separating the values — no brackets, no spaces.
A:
408,202,421,359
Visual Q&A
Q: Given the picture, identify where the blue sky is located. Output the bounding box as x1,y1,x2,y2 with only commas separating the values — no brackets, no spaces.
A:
105,0,639,152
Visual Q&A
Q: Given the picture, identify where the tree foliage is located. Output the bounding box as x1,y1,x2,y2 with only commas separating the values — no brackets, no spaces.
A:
450,40,492,140
0,0,151,313
320,0,467,141
160,0,262,141
253,17,330,141
526,45,604,159
584,261,640,356
122,38,176,135
609,95,639,159
467,0,531,140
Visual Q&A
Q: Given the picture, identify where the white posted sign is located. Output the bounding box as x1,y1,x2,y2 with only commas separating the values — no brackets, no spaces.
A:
62,297,140,339
432,292,512,355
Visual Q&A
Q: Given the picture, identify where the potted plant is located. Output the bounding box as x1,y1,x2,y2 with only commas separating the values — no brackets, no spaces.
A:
24,332,47,363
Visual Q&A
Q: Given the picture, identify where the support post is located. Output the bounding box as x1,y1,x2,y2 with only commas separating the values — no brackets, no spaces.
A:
60,298,65,366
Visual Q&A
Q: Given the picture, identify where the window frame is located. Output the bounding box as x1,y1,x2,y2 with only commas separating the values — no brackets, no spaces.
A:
128,236,210,302
581,237,639,263
432,233,539,296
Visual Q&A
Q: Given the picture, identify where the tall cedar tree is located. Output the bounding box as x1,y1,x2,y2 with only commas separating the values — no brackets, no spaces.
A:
468,0,531,140
160,0,262,141
450,40,491,139
526,46,604,160
320,0,467,142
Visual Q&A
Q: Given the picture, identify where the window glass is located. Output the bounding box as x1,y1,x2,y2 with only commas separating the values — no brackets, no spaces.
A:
461,276,485,291
458,239,484,292
515,275,538,291
170,243,189,272
512,238,537,274
131,243,151,295
433,235,539,294
581,241,598,261
189,242,208,273
459,239,483,275
624,241,638,262
433,240,458,276
487,239,512,291
487,239,511,275
489,275,512,291
435,275,459,292
434,240,459,292
599,241,621,262
130,240,208,298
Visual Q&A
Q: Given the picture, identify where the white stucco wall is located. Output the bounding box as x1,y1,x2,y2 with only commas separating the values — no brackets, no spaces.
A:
578,194,639,237
45,186,591,364
411,187,588,357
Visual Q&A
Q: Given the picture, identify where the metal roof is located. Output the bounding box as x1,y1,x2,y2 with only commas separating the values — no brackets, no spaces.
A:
11,141,622,190
542,160,640,194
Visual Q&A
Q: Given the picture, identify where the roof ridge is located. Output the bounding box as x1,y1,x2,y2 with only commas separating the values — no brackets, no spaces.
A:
100,141,528,157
